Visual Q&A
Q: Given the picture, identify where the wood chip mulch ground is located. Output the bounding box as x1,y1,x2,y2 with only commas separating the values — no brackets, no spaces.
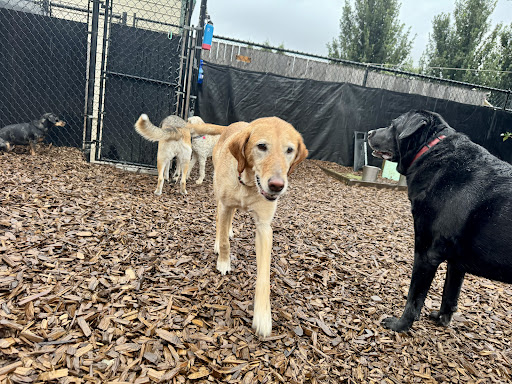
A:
1,145,512,384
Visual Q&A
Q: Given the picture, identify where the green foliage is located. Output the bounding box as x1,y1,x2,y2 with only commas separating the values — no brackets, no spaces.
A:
261,39,273,52
327,0,414,66
502,132,512,141
261,39,286,55
420,0,508,88
497,23,512,90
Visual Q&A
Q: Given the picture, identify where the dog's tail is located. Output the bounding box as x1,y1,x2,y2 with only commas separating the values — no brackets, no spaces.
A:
186,122,226,136
187,116,205,125
135,114,182,142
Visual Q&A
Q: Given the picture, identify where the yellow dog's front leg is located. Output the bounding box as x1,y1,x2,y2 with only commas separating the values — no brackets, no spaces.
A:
215,203,234,274
253,221,272,337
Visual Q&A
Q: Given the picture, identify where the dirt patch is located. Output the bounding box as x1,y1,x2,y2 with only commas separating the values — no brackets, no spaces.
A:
1,146,511,383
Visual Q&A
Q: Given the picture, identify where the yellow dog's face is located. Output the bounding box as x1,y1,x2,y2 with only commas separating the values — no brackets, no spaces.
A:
229,117,308,201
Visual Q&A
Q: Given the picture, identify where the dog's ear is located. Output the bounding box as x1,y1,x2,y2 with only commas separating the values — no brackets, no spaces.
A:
229,129,251,174
43,113,59,124
398,115,428,141
288,138,308,176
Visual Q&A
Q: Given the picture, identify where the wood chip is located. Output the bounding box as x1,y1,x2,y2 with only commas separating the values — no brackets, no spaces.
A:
77,317,92,337
17,287,53,305
188,367,210,379
0,361,23,376
155,329,186,349
0,337,16,348
38,368,68,381
75,343,93,357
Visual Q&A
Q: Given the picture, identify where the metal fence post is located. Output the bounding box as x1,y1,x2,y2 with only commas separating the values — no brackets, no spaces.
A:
184,31,197,119
174,0,194,117
362,64,370,87
93,0,111,161
188,0,207,117
83,0,101,161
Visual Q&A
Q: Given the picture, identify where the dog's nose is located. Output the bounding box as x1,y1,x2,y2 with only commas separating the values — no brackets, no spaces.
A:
268,177,285,192
367,130,375,139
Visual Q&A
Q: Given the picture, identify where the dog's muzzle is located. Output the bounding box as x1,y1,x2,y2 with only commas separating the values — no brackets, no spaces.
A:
256,176,282,201
367,130,393,160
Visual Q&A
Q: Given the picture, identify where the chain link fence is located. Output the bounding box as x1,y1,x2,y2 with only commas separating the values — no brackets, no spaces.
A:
2,2,510,168
1,0,195,166
202,35,512,112
1,0,90,148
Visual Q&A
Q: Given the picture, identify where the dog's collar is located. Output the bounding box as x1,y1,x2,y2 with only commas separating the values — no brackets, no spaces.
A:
192,135,206,140
410,135,446,167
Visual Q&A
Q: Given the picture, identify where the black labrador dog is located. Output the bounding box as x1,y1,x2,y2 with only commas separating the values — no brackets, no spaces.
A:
0,113,66,155
368,110,512,332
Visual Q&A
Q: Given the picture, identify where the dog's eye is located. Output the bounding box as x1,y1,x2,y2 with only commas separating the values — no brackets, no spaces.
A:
257,143,267,151
286,147,294,154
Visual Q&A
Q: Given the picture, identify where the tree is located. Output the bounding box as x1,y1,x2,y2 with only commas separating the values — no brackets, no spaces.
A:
420,0,501,86
496,23,512,90
327,0,414,66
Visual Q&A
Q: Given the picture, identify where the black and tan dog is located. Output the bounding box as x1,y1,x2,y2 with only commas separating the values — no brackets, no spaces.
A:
368,110,512,332
0,113,66,155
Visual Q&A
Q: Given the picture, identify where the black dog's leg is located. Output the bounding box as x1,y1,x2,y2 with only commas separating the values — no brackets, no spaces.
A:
382,253,439,332
29,140,37,156
430,262,465,326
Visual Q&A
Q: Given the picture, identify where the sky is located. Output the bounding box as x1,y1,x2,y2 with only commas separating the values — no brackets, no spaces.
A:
191,0,512,66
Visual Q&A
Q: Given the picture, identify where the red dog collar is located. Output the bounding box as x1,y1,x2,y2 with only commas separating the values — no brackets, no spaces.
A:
410,135,446,167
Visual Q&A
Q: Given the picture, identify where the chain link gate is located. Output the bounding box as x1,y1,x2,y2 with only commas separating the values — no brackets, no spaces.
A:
1,0,200,168
86,0,199,167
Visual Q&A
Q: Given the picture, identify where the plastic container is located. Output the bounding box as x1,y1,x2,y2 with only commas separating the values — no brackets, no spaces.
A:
198,59,204,84
202,23,214,50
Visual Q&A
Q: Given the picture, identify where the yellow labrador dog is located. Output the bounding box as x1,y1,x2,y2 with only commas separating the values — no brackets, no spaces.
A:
191,117,308,337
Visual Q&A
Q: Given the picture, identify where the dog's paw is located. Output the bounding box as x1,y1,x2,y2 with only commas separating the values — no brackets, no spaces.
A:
229,228,234,239
429,311,452,327
253,310,272,337
140,113,148,121
216,258,231,275
195,179,203,185
154,189,162,196
381,316,411,332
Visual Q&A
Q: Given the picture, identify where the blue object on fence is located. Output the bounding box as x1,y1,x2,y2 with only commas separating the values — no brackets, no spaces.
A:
202,23,213,50
198,59,204,84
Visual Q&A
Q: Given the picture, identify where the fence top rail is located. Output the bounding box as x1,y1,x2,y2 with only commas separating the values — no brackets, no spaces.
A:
49,2,123,19
212,34,512,95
